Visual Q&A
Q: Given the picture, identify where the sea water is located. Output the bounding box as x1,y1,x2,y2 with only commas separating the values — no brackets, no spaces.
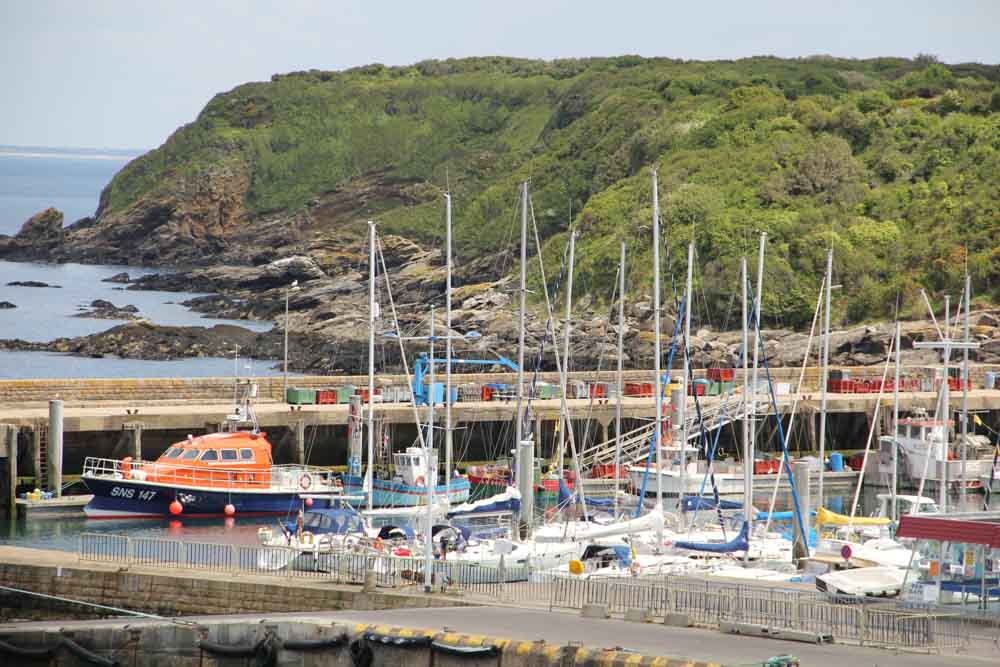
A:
0,147,280,377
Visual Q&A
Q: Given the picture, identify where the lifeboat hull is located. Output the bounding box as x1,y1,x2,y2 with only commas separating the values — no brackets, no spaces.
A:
82,477,324,519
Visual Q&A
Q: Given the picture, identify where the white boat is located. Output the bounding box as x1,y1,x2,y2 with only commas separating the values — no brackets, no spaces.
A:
816,566,906,597
628,454,744,497
876,411,992,490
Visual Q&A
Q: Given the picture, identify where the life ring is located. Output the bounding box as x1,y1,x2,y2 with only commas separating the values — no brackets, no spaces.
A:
121,457,133,480
415,475,425,487
299,474,312,490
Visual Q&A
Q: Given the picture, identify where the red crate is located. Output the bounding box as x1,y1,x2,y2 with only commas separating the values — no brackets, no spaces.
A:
688,383,706,396
316,390,337,404
481,386,494,401
356,388,381,401
588,383,606,399
708,368,736,381
625,382,653,397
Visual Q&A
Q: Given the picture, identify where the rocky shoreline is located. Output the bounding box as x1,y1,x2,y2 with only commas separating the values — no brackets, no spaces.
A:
2,238,999,374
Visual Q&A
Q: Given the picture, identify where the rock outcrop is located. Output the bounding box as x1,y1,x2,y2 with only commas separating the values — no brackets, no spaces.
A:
0,208,64,260
74,299,141,320
6,281,61,288
0,301,15,309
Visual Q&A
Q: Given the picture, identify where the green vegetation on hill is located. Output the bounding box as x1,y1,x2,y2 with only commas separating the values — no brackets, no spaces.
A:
101,56,1000,328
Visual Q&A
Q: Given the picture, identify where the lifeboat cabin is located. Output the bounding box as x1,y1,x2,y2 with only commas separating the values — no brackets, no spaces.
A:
123,431,274,490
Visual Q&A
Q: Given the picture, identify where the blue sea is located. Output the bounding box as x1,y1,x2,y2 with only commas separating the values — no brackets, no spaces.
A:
0,147,279,378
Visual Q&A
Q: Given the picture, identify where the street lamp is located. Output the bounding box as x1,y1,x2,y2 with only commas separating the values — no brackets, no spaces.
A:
283,280,300,400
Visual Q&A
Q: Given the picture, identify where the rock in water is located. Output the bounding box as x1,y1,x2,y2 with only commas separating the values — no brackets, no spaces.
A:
0,301,15,309
6,281,61,288
74,300,142,320
0,208,65,261
102,272,131,283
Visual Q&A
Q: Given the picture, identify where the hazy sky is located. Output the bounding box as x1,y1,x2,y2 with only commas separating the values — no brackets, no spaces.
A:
4,1,998,150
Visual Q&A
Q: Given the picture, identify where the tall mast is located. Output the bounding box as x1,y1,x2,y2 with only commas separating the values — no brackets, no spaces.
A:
749,233,767,510
891,320,901,521
818,248,832,501
680,241,694,513
614,240,626,517
651,168,664,544
515,182,527,461
741,256,750,561
424,305,436,593
367,221,377,512
941,295,950,512
444,193,454,507
961,273,970,507
559,230,577,474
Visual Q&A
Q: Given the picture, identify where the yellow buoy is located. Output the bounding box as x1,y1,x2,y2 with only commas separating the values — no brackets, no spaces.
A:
568,559,584,576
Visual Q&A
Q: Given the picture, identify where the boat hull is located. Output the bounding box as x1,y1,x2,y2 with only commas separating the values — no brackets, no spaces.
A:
342,475,470,507
82,476,317,519
628,466,744,497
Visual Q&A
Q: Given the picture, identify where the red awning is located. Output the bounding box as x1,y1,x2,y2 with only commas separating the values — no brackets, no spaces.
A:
897,515,1000,548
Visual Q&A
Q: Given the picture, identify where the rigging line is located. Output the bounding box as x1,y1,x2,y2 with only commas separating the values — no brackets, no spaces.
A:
763,273,825,533
376,232,426,449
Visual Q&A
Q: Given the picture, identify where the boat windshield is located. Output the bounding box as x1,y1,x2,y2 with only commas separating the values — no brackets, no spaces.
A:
180,449,200,460
162,447,182,459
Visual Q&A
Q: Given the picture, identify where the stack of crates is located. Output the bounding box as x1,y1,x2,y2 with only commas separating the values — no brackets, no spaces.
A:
533,382,554,399
336,385,356,404
707,367,736,395
625,382,653,397
286,387,317,405
383,384,412,403
689,379,709,396
587,382,606,399
458,383,480,402
828,369,852,393
316,389,337,404
356,387,381,402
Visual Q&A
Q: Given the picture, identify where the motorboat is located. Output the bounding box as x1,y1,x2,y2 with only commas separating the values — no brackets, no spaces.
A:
342,446,469,507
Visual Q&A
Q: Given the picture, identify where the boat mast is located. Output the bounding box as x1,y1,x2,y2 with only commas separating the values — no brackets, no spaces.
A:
941,295,950,513
559,230,577,475
651,168,664,544
741,256,750,562
614,240,626,517
445,193,454,508
818,248,832,501
749,233,766,514
424,305,436,593
680,241,694,518
891,320,901,521
961,273,970,507
367,221,377,512
515,181,527,468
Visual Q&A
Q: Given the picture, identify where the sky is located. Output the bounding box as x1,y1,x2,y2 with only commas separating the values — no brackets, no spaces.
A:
3,1,999,150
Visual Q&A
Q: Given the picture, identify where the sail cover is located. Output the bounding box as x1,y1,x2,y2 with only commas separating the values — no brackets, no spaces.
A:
673,521,750,553
446,487,521,518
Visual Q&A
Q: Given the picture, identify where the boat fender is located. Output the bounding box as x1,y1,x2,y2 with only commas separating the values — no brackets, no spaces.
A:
121,457,133,480
431,641,499,658
300,531,314,546
629,561,642,577
282,635,346,651
415,475,425,487
363,632,432,648
349,638,373,667
62,637,120,667
299,474,312,490
0,637,56,659
198,633,277,665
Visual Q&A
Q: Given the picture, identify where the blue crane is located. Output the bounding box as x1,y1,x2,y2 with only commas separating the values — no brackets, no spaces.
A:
411,352,519,405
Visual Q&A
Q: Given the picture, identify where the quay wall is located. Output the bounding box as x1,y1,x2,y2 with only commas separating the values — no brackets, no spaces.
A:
5,364,990,405
0,555,465,622
0,617,727,667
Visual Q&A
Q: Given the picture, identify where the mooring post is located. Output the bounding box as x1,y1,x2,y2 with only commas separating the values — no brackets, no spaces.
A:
125,422,143,460
49,399,63,497
31,422,42,489
2,424,17,519
295,419,306,464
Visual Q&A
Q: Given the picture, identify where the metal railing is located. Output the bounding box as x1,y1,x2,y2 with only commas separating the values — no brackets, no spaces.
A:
79,532,988,653
81,456,336,493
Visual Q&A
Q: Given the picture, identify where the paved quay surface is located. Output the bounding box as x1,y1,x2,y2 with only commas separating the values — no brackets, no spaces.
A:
2,607,997,667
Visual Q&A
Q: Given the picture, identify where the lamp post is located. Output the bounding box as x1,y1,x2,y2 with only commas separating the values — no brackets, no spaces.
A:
283,279,300,401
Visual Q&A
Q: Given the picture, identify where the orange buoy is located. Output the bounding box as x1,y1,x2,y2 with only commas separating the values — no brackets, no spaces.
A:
304,497,314,507
169,500,183,516
224,503,236,517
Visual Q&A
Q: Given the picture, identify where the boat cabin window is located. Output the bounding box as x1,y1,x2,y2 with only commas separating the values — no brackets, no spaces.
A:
162,447,182,459
200,450,218,461
239,448,254,461
180,449,200,460
220,449,238,461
